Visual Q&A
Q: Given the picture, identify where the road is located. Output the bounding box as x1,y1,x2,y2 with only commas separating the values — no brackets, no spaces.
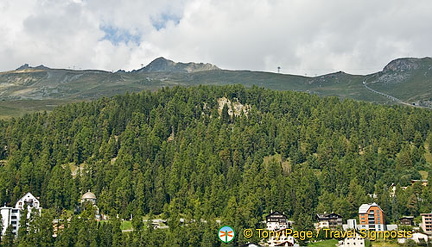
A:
362,81,414,107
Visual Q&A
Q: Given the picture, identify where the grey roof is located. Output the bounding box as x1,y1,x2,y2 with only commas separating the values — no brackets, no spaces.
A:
358,202,381,214
81,191,96,200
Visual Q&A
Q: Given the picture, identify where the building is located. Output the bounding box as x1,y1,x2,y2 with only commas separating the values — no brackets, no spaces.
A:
345,219,357,230
80,191,100,220
411,180,428,186
81,191,97,205
0,206,20,235
338,234,365,247
399,216,414,226
398,232,428,245
266,211,290,231
15,192,41,210
315,213,343,229
420,213,432,234
358,203,385,231
267,229,297,247
240,243,261,247
265,211,298,247
15,192,41,219
1,192,41,236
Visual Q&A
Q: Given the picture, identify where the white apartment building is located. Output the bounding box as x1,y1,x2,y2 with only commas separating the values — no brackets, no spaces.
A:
1,192,41,236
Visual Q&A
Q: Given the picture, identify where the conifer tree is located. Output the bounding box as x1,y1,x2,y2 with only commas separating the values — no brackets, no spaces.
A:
2,225,14,247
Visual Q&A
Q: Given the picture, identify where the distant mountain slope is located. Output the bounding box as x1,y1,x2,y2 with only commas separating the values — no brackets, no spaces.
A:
0,57,431,117
364,57,432,107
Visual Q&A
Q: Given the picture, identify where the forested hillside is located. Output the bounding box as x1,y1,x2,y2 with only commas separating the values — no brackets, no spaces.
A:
1,85,432,246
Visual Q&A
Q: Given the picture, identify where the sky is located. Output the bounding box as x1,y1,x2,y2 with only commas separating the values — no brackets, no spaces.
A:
1,0,431,76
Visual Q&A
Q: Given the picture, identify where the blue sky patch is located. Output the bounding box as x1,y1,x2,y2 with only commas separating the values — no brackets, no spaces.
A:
100,25,141,45
151,13,181,31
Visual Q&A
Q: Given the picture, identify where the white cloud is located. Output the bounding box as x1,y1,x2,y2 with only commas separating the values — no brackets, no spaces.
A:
0,0,431,75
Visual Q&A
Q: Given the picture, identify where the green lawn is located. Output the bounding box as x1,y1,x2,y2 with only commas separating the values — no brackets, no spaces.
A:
370,240,399,247
120,220,133,231
308,239,338,247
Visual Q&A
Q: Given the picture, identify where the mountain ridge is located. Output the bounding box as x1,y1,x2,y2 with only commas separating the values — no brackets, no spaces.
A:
0,56,431,118
10,56,431,77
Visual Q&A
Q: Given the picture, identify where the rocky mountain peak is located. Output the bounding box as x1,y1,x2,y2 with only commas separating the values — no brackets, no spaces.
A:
16,64,31,70
383,57,431,73
143,57,176,72
138,57,220,73
16,64,50,71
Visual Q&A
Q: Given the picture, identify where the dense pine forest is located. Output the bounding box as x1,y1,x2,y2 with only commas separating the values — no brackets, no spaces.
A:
1,85,432,246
